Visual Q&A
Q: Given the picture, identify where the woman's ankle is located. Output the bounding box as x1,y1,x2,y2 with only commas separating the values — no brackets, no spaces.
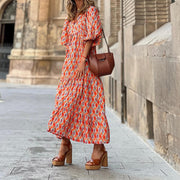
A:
93,144,105,151
62,137,71,144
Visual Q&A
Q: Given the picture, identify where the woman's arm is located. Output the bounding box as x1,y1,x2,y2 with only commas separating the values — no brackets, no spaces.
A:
75,40,93,78
81,40,93,60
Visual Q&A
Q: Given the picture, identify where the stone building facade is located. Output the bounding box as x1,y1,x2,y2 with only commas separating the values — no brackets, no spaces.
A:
0,0,180,171
1,0,70,84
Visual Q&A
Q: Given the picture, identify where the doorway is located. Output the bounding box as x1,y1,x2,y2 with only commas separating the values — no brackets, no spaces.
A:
0,0,16,79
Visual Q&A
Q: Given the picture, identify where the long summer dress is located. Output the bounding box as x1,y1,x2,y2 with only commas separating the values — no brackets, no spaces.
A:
47,6,110,144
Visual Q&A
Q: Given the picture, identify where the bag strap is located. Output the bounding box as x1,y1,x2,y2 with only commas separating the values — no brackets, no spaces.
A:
101,27,110,53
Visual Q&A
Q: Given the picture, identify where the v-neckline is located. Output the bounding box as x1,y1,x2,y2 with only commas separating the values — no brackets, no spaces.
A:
72,14,82,24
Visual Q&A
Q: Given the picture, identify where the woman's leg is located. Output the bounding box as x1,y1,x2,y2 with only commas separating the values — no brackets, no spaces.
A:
58,137,72,157
52,137,72,166
91,144,105,159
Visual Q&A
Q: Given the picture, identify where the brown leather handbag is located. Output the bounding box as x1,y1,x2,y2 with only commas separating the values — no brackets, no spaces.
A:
87,28,115,77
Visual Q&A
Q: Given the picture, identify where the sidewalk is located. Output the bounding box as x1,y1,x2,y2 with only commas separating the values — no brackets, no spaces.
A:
0,82,180,180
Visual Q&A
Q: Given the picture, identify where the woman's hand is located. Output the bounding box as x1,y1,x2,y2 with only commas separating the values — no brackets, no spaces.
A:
75,56,86,78
75,40,92,79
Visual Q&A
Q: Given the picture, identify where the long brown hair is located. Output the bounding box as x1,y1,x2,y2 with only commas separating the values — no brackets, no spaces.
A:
66,0,96,21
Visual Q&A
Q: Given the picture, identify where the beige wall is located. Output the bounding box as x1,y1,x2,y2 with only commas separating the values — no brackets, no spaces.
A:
122,0,180,171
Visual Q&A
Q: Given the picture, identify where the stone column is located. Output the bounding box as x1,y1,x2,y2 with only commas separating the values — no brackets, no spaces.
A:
11,0,27,56
35,0,49,54
171,1,180,58
108,0,120,46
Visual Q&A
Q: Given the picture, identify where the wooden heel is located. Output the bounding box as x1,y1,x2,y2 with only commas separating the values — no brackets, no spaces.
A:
85,150,108,170
102,151,108,167
66,149,72,164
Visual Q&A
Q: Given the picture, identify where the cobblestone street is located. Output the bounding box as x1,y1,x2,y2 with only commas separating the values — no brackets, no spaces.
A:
0,82,180,180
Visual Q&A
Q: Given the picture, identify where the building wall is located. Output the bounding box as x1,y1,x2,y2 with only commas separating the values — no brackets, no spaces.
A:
123,0,180,171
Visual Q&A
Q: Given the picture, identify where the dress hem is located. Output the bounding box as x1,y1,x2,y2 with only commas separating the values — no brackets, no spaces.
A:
47,129,110,145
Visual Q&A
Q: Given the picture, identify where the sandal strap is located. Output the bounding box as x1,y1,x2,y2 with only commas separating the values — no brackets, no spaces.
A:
86,151,107,166
86,159,101,165
52,155,66,162
52,142,72,162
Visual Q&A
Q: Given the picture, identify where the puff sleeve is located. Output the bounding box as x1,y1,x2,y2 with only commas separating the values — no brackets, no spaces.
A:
60,18,69,46
84,6,103,47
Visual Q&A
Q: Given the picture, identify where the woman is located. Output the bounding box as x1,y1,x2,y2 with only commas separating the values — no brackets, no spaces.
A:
47,0,110,170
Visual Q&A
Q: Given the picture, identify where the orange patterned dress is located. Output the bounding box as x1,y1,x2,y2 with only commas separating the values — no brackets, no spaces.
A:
47,6,110,144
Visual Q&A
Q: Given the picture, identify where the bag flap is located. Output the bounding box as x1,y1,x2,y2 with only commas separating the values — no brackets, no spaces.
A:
95,54,106,60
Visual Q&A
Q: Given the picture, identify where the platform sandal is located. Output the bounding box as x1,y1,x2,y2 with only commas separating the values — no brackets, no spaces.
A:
85,146,108,170
52,141,72,166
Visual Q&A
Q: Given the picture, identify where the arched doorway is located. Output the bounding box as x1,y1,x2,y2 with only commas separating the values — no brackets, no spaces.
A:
0,0,16,79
